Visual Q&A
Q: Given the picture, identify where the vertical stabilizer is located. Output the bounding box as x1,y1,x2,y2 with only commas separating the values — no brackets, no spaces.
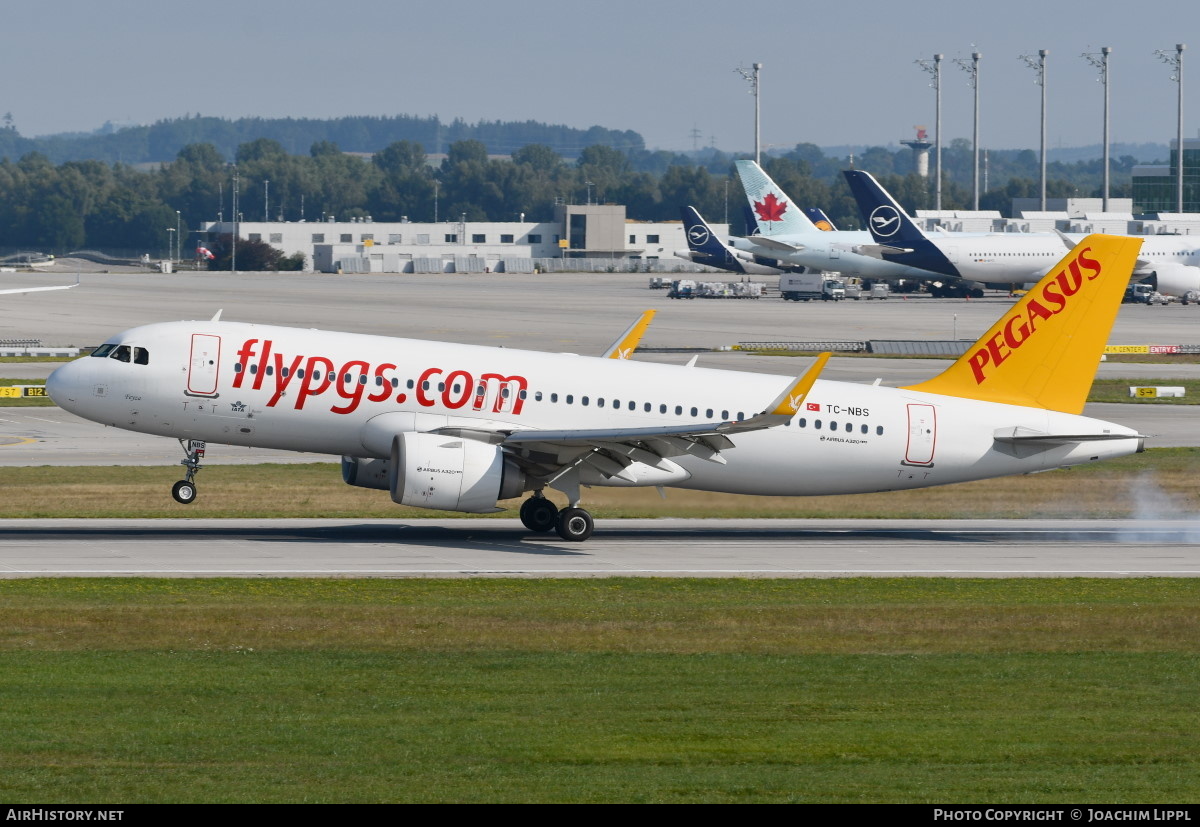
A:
734,160,818,237
903,234,1142,414
842,169,959,277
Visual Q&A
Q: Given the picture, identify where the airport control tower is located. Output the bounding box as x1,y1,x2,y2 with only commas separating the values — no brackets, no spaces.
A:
901,126,933,178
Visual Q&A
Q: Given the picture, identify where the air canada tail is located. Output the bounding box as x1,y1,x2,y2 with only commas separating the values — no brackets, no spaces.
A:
903,234,1143,414
734,160,818,237
842,169,959,278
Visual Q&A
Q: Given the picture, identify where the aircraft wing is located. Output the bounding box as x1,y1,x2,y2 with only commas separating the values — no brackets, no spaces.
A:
739,235,805,253
483,354,830,480
0,284,76,295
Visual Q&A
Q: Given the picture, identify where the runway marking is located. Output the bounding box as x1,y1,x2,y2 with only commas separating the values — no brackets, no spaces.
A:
2,569,1200,576
0,436,37,447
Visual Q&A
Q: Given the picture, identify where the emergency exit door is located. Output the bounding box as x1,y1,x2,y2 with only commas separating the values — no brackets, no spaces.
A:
903,403,936,466
187,334,221,396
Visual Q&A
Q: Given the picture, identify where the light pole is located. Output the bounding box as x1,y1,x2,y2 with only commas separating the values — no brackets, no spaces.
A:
175,210,181,263
433,178,439,223
955,51,982,209
735,62,762,165
264,180,270,223
916,54,944,210
231,167,239,274
1020,49,1048,210
585,180,593,205
1082,46,1112,211
1155,43,1186,213
166,228,175,263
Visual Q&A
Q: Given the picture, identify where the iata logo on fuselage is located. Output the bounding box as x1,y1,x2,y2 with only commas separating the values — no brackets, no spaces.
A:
966,247,1102,384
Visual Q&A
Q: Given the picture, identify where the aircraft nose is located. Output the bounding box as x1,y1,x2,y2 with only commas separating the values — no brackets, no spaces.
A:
46,358,88,411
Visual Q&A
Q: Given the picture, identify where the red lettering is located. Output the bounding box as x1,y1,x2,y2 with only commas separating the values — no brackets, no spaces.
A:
968,348,992,384
1077,247,1102,280
1039,281,1067,314
252,340,273,390
367,363,397,403
294,356,333,410
1055,260,1084,297
233,339,258,389
441,369,474,409
266,351,304,406
1002,315,1030,350
332,360,370,415
479,373,529,414
416,367,442,408
985,331,1010,371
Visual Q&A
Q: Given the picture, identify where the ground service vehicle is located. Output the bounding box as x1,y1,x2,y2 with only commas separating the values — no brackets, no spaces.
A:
780,272,845,301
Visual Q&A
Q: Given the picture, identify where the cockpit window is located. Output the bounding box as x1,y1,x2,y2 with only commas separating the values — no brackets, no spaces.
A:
110,345,132,363
134,347,149,365
91,344,115,358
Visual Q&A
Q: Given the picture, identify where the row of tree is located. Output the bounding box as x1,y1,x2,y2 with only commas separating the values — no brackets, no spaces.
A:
0,136,1150,258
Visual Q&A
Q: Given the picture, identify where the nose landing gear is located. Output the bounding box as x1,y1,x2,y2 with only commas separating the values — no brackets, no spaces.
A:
171,439,205,504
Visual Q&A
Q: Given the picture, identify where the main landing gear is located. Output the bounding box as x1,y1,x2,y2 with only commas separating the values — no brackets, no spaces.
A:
518,492,595,542
171,439,205,504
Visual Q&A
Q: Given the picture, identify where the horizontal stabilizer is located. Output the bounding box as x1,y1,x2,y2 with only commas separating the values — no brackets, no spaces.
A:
746,235,805,253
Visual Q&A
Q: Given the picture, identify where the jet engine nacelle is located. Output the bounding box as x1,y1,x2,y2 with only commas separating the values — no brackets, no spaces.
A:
386,432,525,513
341,455,390,490
1147,263,1200,298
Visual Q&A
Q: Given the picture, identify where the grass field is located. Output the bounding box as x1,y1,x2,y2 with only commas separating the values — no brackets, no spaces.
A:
0,578,1197,803
1,447,1198,519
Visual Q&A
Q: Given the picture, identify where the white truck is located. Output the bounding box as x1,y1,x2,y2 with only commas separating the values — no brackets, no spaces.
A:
779,272,845,301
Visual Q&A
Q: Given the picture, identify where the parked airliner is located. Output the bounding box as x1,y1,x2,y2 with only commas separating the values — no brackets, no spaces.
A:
728,160,946,283
844,169,1200,297
674,206,783,275
47,234,1144,542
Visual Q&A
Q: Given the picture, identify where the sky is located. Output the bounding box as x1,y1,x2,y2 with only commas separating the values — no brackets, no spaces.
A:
3,0,1196,156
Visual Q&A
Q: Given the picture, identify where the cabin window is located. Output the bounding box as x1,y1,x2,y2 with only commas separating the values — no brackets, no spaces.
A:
566,394,573,404
391,378,399,388
630,401,637,411
251,365,258,375
737,412,745,421
597,397,604,406
359,375,368,385
706,409,713,418
535,391,543,401
581,396,589,406
421,380,429,390
519,390,528,400
376,376,384,386
551,393,558,403
721,410,728,420
234,362,243,373
501,387,510,398
612,399,619,409
814,420,822,429
265,365,274,376
845,422,852,433
690,407,698,417
659,404,666,414
798,418,806,428
281,367,290,378
675,405,683,415
876,426,884,435
407,379,415,389
437,382,445,392
861,424,868,434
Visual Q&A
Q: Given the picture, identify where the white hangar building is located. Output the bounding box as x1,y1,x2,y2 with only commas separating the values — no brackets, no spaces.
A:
198,204,722,274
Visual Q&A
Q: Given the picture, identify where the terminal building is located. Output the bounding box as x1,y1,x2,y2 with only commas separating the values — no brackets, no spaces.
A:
198,204,722,274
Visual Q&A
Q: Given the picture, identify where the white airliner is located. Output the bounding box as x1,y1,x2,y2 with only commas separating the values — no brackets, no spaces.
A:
844,169,1200,298
47,235,1144,542
728,160,946,283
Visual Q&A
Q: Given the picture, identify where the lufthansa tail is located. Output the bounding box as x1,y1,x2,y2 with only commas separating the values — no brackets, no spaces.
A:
677,206,781,275
904,234,1143,414
842,169,960,278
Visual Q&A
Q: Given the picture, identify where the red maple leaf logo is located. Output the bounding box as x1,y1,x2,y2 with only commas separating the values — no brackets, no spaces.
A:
753,192,789,223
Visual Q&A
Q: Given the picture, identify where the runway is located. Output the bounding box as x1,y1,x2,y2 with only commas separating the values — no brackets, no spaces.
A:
2,518,1199,578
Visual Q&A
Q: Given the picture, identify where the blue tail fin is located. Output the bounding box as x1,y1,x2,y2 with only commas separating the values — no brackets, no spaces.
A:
804,208,837,231
680,206,781,275
842,169,959,278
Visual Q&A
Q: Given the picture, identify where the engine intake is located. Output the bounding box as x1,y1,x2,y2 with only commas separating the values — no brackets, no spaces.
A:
364,432,526,513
